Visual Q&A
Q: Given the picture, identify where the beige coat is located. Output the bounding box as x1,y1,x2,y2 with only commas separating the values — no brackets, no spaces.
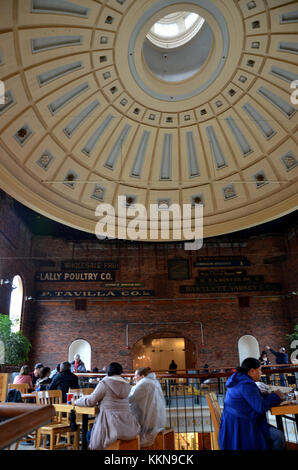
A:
75,375,140,450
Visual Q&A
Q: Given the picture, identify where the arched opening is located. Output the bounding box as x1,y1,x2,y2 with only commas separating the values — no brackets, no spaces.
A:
9,275,24,333
238,335,260,365
132,332,197,372
68,339,91,371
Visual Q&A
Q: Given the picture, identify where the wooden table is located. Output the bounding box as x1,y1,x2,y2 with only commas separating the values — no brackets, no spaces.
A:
54,404,98,450
270,402,298,434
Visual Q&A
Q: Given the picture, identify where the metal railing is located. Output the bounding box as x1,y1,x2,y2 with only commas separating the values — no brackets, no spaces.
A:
76,366,298,450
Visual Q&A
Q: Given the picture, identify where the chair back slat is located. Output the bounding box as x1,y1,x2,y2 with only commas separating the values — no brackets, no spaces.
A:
0,374,9,402
35,390,62,405
206,392,222,449
35,390,63,423
8,383,28,394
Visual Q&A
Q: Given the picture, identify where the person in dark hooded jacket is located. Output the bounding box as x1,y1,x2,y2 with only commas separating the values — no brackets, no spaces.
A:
48,361,78,402
219,357,285,450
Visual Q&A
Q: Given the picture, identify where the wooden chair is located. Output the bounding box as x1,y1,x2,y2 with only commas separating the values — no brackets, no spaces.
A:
163,429,175,450
105,435,140,450
206,392,222,450
8,383,29,394
35,390,80,450
6,383,34,449
141,429,175,450
0,374,9,402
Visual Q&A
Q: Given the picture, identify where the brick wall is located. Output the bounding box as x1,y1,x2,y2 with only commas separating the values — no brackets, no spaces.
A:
28,231,296,371
30,296,289,372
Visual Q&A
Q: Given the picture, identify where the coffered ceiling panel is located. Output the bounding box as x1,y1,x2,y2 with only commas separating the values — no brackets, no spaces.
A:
0,0,297,240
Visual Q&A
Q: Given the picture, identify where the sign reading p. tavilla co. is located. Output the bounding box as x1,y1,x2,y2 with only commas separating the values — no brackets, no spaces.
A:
35,271,115,282
36,290,155,298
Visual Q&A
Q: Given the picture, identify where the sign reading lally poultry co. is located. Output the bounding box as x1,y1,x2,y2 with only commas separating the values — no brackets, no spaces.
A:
35,271,115,282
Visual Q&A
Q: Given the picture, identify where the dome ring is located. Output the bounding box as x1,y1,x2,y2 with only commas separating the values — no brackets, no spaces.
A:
127,0,230,102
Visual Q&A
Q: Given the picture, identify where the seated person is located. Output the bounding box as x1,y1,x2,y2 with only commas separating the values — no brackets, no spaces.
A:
89,367,100,384
48,361,79,402
74,362,140,449
50,363,60,381
219,357,285,450
29,363,43,387
13,365,34,390
70,354,86,373
129,367,166,448
36,367,52,390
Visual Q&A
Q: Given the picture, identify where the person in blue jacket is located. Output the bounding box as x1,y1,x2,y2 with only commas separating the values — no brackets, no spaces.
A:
219,357,285,450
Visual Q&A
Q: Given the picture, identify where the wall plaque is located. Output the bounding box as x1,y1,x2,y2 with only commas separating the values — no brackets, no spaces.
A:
194,256,250,267
197,270,246,277
195,275,264,285
168,258,190,280
103,282,144,288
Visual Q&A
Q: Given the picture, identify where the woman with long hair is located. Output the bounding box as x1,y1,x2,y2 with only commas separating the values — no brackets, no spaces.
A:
13,365,33,390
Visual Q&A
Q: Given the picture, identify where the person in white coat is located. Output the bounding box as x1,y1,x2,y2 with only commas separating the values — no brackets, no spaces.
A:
128,367,166,448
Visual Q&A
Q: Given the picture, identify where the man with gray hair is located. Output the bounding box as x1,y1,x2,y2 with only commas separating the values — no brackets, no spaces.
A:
71,354,86,373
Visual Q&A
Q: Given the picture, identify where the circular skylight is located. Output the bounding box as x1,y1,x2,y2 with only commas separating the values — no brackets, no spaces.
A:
147,11,205,49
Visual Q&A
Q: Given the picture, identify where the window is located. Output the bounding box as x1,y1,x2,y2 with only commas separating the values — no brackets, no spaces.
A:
9,275,23,333
147,11,205,49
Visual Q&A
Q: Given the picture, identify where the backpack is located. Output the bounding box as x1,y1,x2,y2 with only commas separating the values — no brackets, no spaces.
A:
5,389,23,403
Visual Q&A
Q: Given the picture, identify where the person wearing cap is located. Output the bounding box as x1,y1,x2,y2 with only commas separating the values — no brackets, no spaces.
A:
266,345,289,386
29,363,43,387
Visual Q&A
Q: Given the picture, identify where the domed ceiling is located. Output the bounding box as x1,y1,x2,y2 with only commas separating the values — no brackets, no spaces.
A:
0,0,297,241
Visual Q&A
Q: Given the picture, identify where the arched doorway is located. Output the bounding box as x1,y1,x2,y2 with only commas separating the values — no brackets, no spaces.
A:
9,275,24,333
68,339,91,371
238,335,260,365
132,333,197,372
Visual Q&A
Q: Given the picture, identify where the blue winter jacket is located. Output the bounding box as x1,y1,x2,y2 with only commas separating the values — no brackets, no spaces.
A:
218,372,282,450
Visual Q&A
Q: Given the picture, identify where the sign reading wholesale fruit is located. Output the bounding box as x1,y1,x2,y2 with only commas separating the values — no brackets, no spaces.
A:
61,260,118,270
35,271,115,282
36,290,155,298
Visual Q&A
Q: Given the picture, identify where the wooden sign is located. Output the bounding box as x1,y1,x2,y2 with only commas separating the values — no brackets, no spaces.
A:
103,282,144,288
35,271,115,282
197,270,246,277
168,259,190,280
180,283,282,294
36,289,155,298
195,275,264,285
194,256,250,267
61,260,119,270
